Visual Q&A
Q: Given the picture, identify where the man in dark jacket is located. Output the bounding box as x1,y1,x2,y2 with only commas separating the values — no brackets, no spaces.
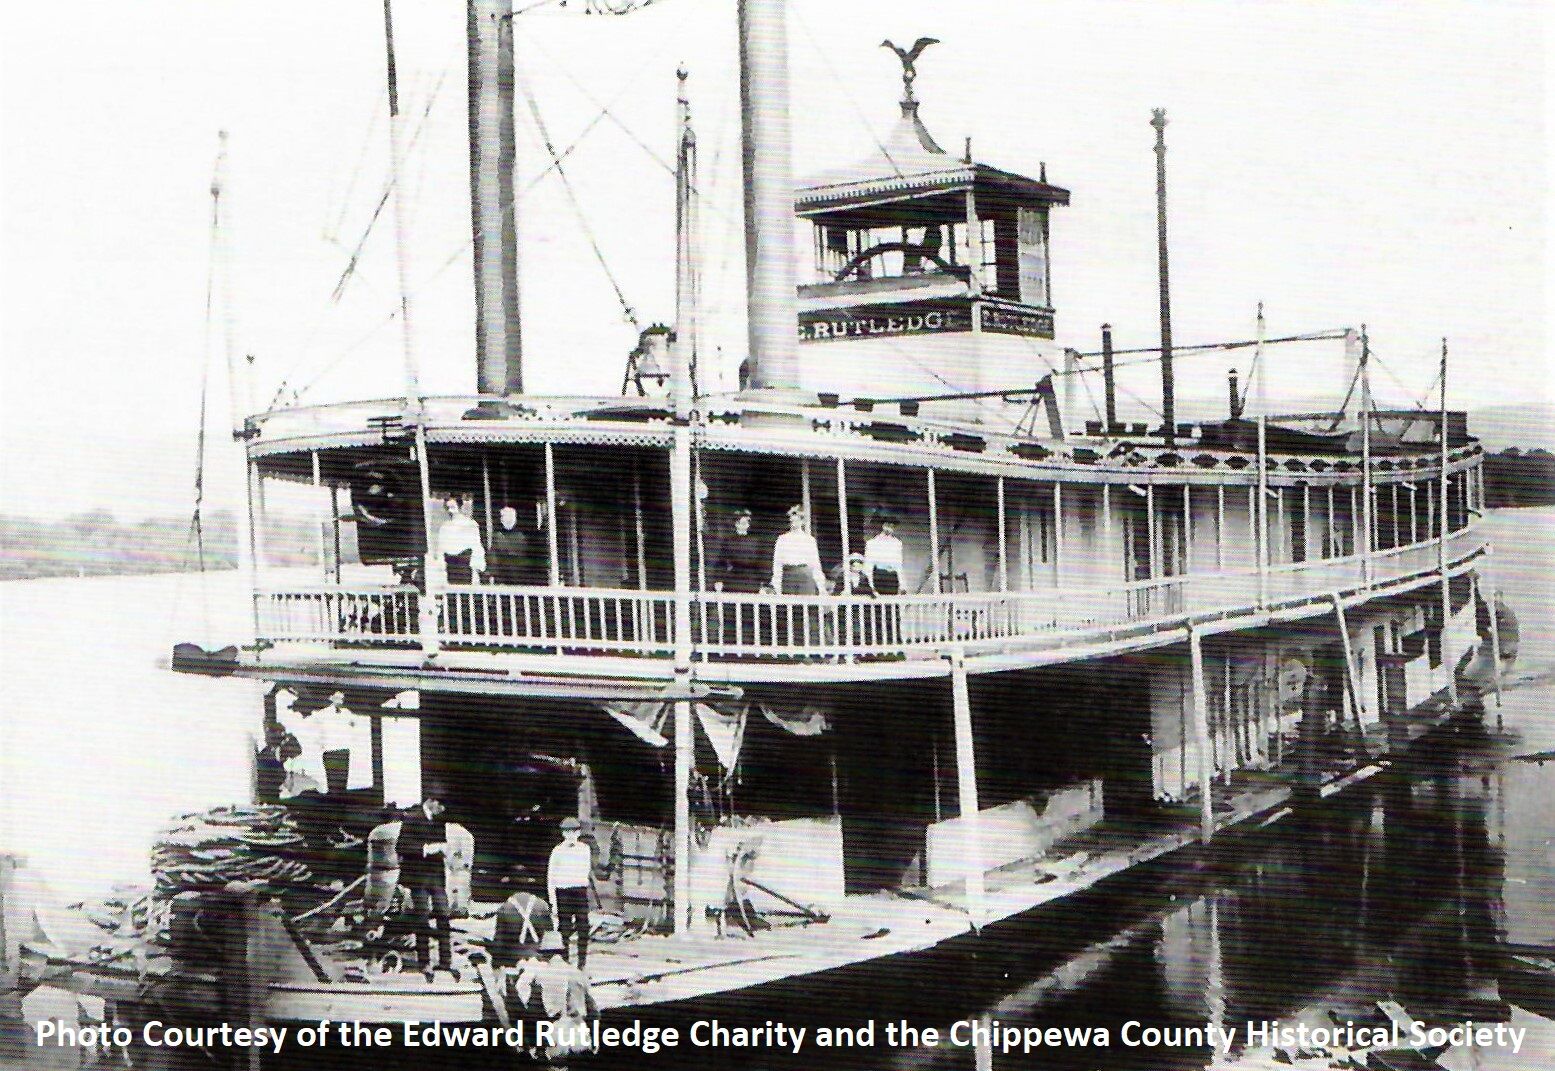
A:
398,795,457,979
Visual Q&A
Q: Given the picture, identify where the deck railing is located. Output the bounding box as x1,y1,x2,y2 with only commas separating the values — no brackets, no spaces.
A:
253,528,1482,659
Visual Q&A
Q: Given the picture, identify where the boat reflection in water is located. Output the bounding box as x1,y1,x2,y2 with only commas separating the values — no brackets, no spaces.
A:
590,720,1550,1071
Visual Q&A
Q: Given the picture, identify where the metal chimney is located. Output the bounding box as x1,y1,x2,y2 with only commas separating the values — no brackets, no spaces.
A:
738,0,800,393
468,0,523,395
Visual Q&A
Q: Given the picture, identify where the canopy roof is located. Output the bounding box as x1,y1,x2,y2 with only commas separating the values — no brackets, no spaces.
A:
797,102,1070,224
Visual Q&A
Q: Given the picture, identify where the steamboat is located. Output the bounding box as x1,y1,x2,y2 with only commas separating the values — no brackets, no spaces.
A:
7,0,1513,1042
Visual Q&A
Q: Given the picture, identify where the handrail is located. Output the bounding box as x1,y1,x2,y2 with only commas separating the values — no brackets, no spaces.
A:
253,526,1486,657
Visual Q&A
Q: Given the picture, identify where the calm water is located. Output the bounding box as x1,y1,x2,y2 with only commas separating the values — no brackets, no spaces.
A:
3,512,1552,1069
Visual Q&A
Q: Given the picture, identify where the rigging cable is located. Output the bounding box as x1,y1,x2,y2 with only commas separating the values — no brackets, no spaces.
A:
518,73,640,329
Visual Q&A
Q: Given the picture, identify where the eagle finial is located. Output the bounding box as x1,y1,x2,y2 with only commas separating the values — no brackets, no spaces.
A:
880,37,939,104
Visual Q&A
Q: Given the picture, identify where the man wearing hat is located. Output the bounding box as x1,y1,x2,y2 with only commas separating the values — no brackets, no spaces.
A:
398,795,456,979
546,817,595,968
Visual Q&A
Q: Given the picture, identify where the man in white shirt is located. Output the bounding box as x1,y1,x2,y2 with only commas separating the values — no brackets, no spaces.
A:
436,497,486,584
546,817,594,968
863,514,905,595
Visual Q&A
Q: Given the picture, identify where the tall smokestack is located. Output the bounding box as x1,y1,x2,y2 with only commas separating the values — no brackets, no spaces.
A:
1150,108,1175,447
738,0,800,393
468,0,522,395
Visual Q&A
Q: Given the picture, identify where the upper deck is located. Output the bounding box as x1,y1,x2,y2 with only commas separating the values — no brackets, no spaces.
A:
229,391,1487,693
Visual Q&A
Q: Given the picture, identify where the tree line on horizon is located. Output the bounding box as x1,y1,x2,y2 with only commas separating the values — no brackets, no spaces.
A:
0,509,322,581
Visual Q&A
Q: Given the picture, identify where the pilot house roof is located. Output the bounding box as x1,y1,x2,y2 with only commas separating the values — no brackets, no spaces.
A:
796,100,1071,224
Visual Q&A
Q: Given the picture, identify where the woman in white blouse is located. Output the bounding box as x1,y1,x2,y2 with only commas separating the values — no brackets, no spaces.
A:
770,504,829,595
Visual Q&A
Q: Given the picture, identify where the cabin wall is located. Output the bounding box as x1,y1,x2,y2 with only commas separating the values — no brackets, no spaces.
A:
793,330,1063,426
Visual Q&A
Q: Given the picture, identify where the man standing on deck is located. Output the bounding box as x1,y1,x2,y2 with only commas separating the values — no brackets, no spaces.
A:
399,795,458,980
547,817,595,969
486,505,531,585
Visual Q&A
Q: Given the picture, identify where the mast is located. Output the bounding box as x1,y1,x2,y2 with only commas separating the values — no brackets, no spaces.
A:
1439,337,1455,704
737,0,799,393
1252,302,1266,416
382,0,440,650
1360,326,1373,585
670,69,698,934
1150,108,1176,447
468,0,523,394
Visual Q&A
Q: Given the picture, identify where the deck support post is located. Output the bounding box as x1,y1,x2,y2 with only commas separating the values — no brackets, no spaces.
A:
1333,595,1366,736
1439,339,1456,705
544,442,561,587
1256,416,1268,607
1487,577,1504,727
632,467,647,590
1214,484,1224,569
949,647,984,916
837,458,853,651
1182,484,1192,573
670,438,695,933
481,453,495,548
1053,482,1064,581
328,486,343,583
411,425,440,657
927,468,941,594
310,451,329,583
1188,627,1215,843
995,476,1008,592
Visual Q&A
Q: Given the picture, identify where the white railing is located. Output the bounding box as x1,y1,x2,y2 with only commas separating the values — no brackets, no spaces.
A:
254,529,1484,658
439,587,674,653
255,587,420,645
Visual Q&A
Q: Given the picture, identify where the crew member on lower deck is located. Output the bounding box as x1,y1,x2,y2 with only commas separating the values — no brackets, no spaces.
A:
399,795,456,979
547,817,594,968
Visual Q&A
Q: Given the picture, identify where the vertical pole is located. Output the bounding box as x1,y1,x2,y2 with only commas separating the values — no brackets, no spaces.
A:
243,461,264,649
1101,324,1117,431
1182,484,1192,574
1439,338,1455,704
1256,416,1268,607
928,468,941,595
1360,328,1374,585
837,458,853,651
1253,301,1266,416
328,486,343,583
1325,484,1336,558
1053,482,1064,583
1146,484,1157,578
1487,581,1504,719
1410,484,1418,545
737,0,798,392
995,477,1008,592
1215,484,1225,569
949,648,984,914
1062,349,1079,436
481,453,495,549
632,467,647,590
1188,628,1215,842
411,426,439,653
963,187,982,296
669,234,698,931
1275,488,1285,563
800,460,813,524
1303,484,1312,561
311,451,328,583
544,442,561,586
1150,108,1176,447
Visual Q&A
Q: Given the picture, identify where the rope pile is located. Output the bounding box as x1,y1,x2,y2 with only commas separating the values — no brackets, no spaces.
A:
150,804,313,901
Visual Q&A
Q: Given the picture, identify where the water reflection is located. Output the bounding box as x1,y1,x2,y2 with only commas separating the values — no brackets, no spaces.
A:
589,720,1549,1070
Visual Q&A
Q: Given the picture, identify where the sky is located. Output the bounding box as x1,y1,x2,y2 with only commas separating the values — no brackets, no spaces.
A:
0,0,1548,520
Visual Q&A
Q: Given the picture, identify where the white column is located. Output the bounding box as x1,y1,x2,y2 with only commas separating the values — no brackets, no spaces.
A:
949,648,984,914
1256,416,1268,606
1215,484,1225,569
928,468,942,594
544,442,561,586
995,476,1008,592
1188,628,1215,842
